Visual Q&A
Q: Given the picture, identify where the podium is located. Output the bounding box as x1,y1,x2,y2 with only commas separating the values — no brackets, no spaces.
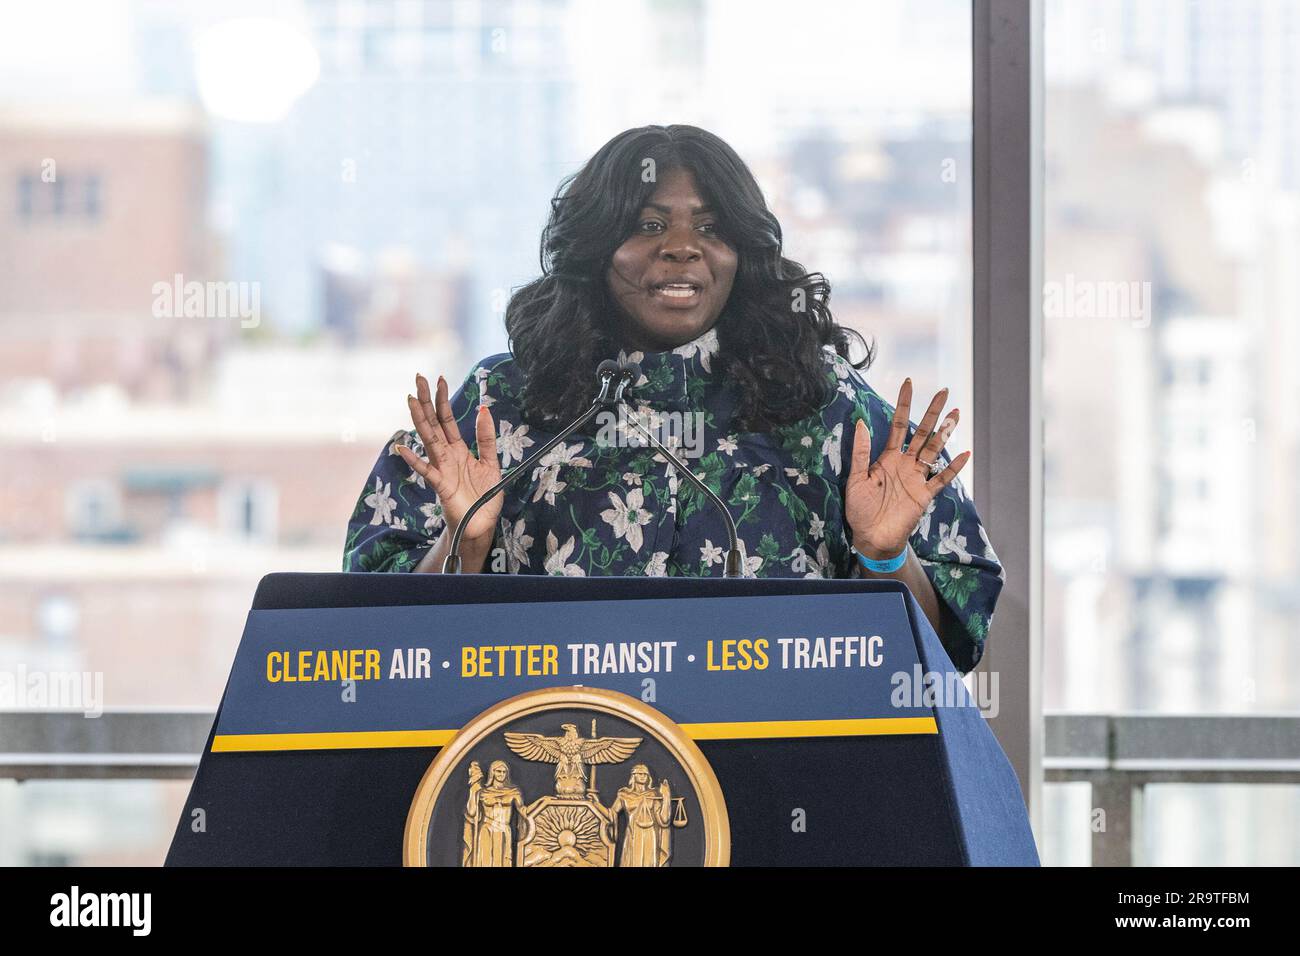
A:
166,573,1038,866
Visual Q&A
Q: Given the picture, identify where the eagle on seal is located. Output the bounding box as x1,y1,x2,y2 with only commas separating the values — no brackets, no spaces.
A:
504,723,642,797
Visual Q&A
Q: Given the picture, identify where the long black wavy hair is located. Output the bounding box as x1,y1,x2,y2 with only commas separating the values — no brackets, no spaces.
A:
505,124,872,433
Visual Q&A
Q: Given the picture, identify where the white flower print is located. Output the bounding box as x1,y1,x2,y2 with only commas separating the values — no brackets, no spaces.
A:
600,487,654,553
497,420,535,468
387,430,416,457
717,435,738,455
800,435,813,447
622,471,643,487
419,501,445,534
530,442,588,505
538,442,592,470
823,422,844,476
665,464,679,516
365,477,396,526
809,513,825,540
671,326,719,372
793,542,831,579
615,349,647,382
544,531,585,576
474,366,496,408
531,465,567,506
388,432,427,488
827,347,852,379
978,524,1007,582
700,540,724,566
500,517,533,573
936,519,973,565
644,551,669,576
784,467,810,486
977,522,998,560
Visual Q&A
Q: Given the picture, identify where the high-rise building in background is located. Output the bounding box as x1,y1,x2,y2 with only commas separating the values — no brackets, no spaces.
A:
213,0,576,355
1045,0,1300,717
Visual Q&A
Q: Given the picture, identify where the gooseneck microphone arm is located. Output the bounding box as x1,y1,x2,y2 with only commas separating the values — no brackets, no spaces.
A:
442,360,622,573
614,364,745,579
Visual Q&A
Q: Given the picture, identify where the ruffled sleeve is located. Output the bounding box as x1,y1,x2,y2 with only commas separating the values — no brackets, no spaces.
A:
341,359,502,573
832,353,1006,672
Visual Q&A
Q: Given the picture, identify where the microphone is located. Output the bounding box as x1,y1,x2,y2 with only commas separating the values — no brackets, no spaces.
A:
612,361,744,578
442,360,622,573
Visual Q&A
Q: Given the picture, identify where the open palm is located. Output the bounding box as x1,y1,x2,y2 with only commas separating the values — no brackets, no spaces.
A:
396,373,503,543
844,379,969,560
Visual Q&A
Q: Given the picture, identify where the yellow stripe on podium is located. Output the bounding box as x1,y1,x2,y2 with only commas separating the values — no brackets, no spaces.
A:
680,717,938,740
210,716,937,753
211,729,457,752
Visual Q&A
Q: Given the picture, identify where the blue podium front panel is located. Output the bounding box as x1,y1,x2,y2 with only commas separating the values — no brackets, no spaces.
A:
168,574,1038,866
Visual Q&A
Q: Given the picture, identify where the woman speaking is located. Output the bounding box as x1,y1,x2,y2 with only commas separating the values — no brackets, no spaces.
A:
343,125,1003,673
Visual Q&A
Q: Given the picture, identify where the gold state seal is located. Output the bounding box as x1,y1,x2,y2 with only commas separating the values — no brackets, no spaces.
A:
403,687,729,867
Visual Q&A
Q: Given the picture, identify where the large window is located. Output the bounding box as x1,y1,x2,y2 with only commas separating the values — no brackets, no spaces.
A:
1043,0,1300,864
0,0,972,864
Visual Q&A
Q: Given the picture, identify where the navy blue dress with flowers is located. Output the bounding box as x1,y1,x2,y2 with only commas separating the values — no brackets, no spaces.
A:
342,328,1005,671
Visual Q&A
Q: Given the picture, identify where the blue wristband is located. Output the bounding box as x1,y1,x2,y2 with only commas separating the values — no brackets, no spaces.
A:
854,545,908,574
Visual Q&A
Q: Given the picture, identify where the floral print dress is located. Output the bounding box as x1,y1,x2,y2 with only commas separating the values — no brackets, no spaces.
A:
343,328,1005,671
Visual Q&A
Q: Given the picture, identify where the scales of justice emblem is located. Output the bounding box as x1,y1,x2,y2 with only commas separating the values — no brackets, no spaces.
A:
403,687,730,867
462,719,689,868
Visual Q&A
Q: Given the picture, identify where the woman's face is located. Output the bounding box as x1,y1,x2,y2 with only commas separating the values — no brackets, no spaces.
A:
606,166,738,352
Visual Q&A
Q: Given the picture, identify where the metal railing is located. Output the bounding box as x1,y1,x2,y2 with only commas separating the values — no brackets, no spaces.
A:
1044,713,1300,866
2,709,1297,865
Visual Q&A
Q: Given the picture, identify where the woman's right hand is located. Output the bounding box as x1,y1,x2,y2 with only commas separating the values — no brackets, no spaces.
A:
396,373,503,545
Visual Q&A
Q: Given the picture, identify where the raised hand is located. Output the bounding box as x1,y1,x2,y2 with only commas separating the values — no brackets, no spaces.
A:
844,378,969,560
396,373,503,545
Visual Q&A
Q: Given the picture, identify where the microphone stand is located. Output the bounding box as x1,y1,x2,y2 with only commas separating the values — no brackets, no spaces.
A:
615,386,744,579
442,363,620,573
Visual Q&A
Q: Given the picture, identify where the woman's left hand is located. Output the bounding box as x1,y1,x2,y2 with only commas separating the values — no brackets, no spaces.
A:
844,378,970,561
